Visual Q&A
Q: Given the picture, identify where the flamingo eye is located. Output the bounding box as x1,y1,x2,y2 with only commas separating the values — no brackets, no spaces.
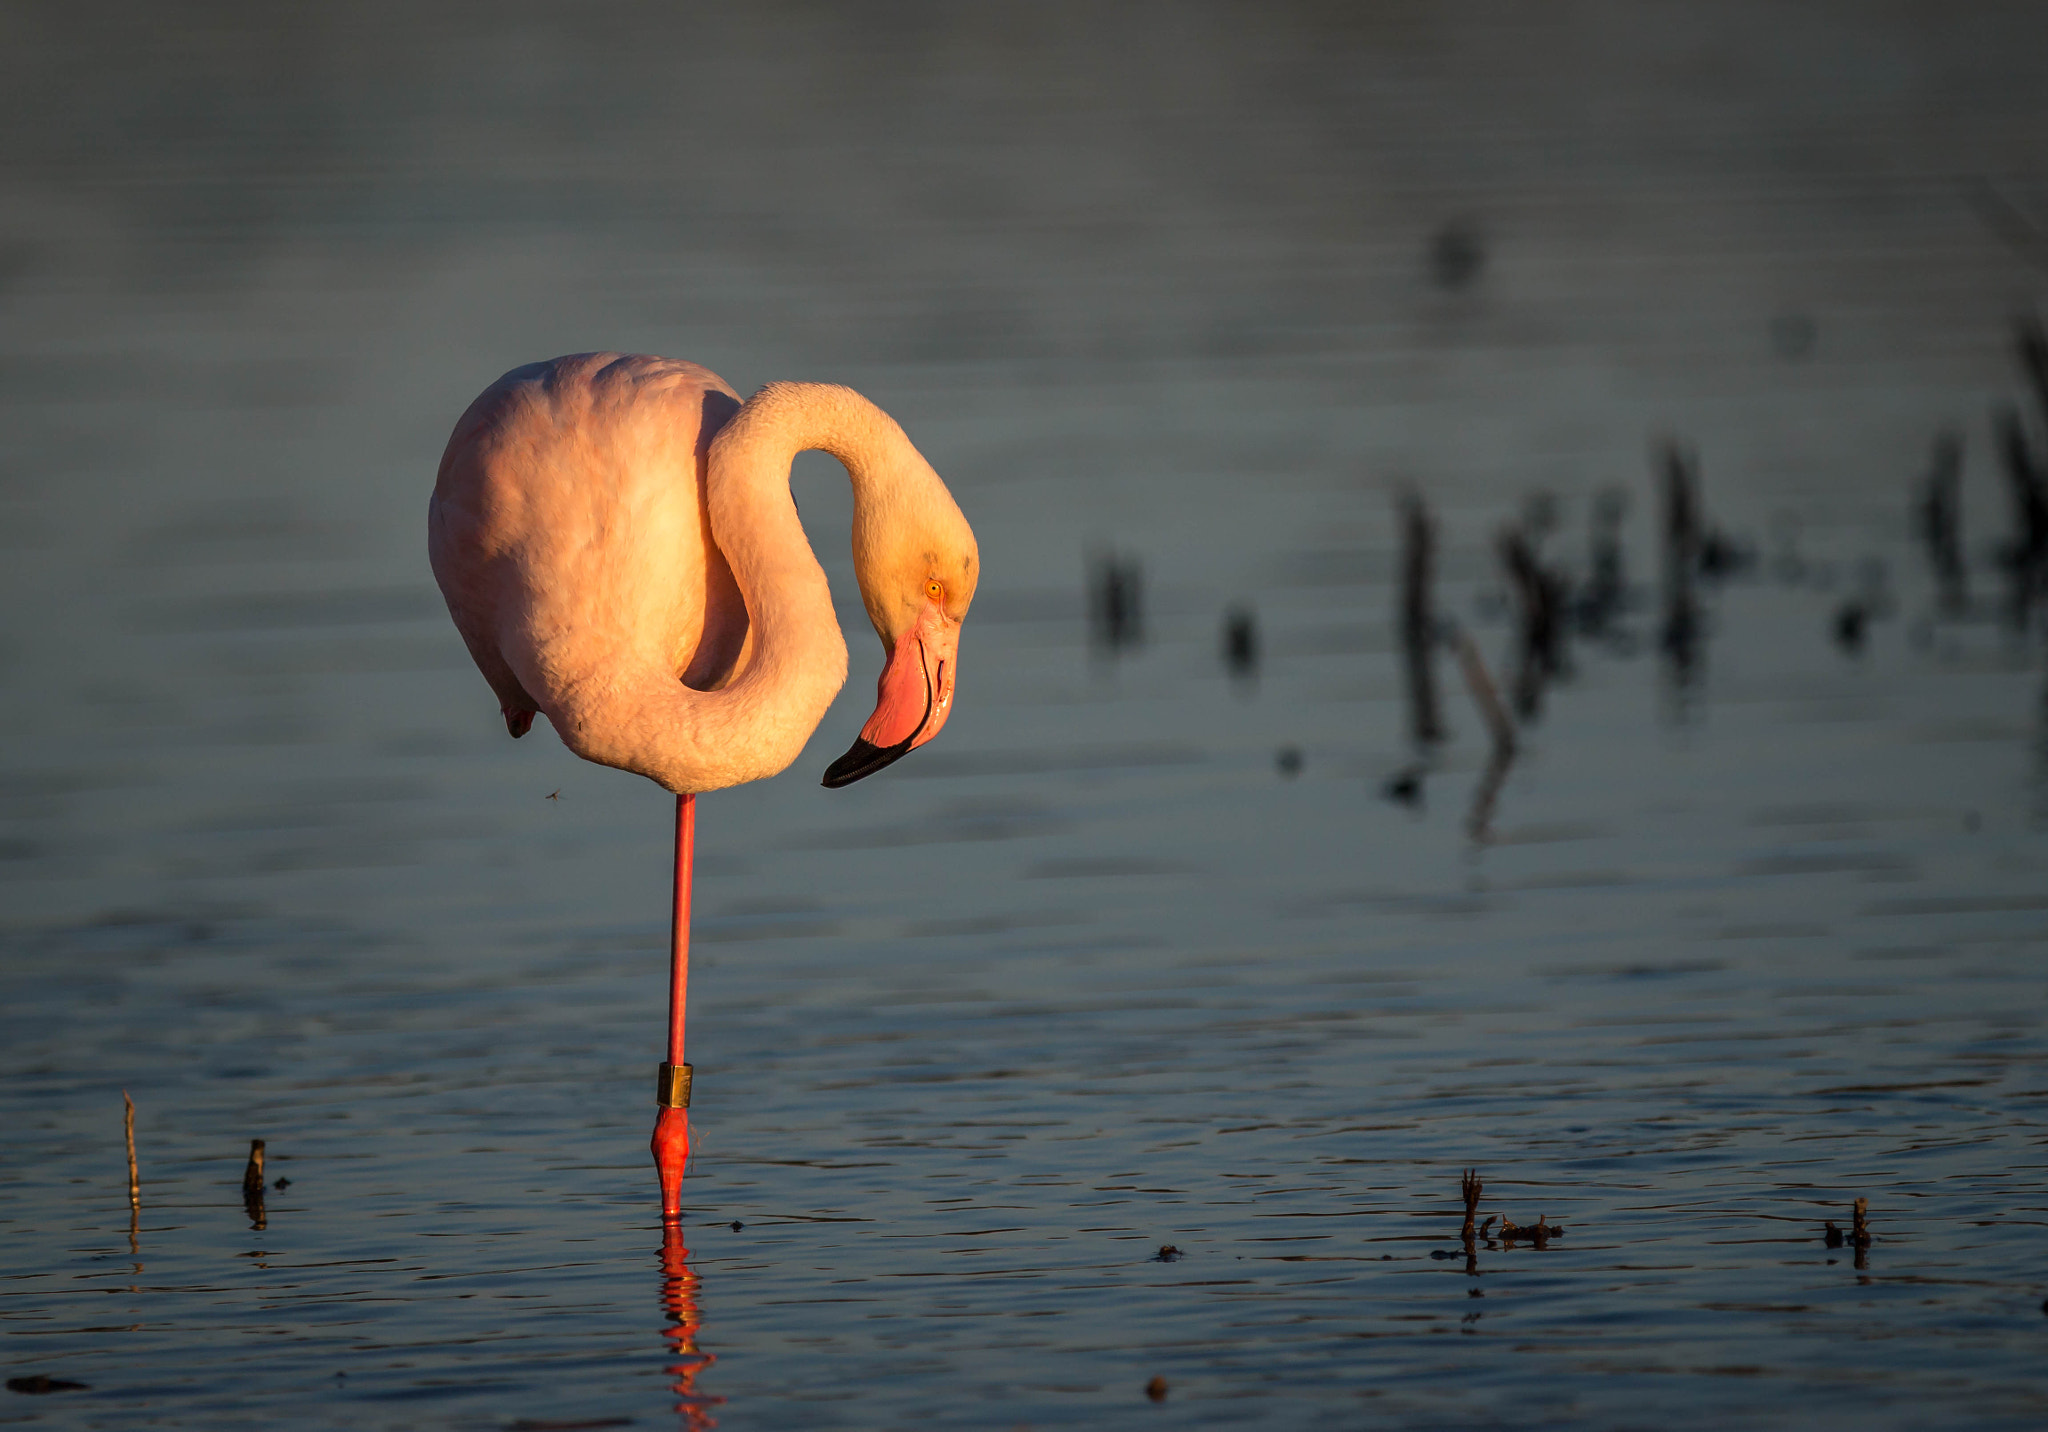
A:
926,580,943,600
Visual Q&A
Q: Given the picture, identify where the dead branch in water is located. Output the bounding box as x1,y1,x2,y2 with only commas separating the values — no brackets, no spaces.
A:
123,1092,138,1210
1659,440,1703,680
1398,492,1446,745
1995,405,2048,625
242,1139,267,1232
1915,429,1968,613
1496,1213,1565,1245
1448,630,1518,843
1497,524,1567,718
123,1091,139,1256
1450,628,1516,759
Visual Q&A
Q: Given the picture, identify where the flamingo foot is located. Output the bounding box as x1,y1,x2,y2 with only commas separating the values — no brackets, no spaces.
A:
652,1106,690,1219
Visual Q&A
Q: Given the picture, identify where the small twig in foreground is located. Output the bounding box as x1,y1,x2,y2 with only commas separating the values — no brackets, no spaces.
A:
1460,1169,1483,1243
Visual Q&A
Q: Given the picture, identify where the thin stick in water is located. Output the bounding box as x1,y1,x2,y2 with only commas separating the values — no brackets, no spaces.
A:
242,1139,268,1232
123,1091,139,1256
1449,630,1517,843
1659,440,1702,676
1451,628,1516,758
1916,430,1967,612
123,1091,138,1210
1497,525,1564,718
1398,492,1445,745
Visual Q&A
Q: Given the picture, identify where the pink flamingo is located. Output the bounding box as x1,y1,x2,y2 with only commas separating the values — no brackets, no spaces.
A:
428,353,979,1218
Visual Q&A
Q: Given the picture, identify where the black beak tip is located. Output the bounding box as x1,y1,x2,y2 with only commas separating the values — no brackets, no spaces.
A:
821,737,911,789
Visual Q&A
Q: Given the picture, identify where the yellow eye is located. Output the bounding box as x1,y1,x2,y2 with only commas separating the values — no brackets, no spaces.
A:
926,580,943,600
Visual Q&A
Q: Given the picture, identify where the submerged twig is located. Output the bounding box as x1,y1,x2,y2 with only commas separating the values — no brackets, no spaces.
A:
1498,524,1567,718
1465,746,1514,844
242,1139,267,1231
1221,604,1259,682
1087,547,1145,654
1995,404,2048,625
1450,1169,1562,1260
123,1091,139,1256
1450,628,1516,759
1398,492,1445,745
1496,1213,1565,1246
1823,1197,1874,1251
1450,627,1517,843
1659,440,1703,680
6,1375,89,1395
123,1092,138,1210
1449,628,1518,842
1915,429,1968,613
1381,765,1424,807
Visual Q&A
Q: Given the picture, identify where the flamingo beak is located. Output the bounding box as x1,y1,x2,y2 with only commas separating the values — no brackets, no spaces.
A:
822,608,958,788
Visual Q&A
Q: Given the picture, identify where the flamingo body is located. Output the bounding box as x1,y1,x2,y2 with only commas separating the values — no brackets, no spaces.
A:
430,353,976,792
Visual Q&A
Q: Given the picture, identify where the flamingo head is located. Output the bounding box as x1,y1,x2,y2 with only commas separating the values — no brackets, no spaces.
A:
823,486,977,788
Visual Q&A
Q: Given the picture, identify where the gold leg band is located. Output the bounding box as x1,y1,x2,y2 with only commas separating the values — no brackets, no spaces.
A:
656,1062,694,1109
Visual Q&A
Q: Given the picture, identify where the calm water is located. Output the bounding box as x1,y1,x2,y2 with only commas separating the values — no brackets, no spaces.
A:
5,2,2048,1427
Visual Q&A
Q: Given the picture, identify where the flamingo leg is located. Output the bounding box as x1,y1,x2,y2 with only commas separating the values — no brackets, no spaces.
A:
652,792,696,1218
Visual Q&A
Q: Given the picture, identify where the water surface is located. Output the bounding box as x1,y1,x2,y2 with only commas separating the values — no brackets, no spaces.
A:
4,2,2047,1427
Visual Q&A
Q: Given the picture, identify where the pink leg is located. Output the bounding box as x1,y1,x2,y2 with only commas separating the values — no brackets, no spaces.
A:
652,792,696,1218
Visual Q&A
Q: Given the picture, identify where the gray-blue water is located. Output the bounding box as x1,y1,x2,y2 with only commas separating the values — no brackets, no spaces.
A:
4,2,2047,1426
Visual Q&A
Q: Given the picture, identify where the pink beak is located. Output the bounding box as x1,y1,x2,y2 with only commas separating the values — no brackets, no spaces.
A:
822,603,958,788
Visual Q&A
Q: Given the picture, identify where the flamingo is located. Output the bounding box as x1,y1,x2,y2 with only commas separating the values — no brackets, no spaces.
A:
428,353,979,1218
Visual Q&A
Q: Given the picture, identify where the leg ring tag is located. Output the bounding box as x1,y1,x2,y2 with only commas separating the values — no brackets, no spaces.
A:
656,1062,693,1109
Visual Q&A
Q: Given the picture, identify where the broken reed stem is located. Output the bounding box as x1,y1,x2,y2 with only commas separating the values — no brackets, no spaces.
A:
123,1091,138,1211
1659,440,1702,665
1498,522,1568,708
122,1091,141,1256
1917,430,1967,610
1460,1169,1482,1243
242,1139,268,1232
1850,1196,1871,1247
1451,628,1517,758
1399,493,1445,745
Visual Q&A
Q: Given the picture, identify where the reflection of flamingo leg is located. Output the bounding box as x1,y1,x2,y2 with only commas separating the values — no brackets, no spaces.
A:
659,1220,721,1428
653,794,696,1218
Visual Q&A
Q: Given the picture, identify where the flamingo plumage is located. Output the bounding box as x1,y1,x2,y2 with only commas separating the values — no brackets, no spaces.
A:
428,353,978,1215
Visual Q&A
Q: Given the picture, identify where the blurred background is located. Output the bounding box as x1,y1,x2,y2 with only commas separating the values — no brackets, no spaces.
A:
4,2,2047,1428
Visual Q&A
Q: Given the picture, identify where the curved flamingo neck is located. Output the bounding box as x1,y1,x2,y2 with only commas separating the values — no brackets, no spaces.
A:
660,383,931,791
553,381,935,796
